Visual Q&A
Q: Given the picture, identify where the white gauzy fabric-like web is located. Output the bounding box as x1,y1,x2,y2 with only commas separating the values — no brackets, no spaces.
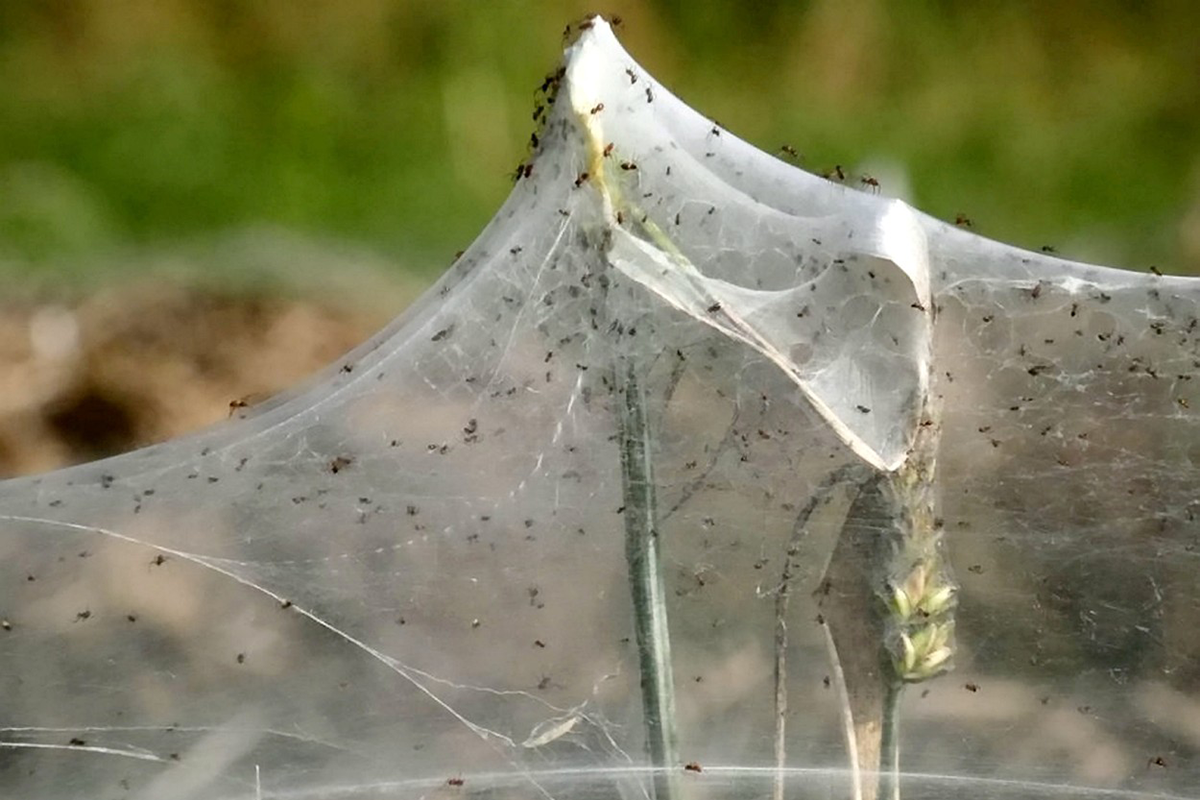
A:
1,18,1199,800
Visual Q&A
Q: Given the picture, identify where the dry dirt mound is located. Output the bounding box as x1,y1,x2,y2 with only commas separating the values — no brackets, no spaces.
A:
0,283,385,478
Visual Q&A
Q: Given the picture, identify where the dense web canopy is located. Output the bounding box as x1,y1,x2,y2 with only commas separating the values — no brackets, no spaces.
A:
1,19,1198,800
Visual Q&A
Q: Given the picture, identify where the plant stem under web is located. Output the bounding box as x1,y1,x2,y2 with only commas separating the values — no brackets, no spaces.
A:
816,394,952,800
878,681,903,800
616,357,680,800
773,466,865,800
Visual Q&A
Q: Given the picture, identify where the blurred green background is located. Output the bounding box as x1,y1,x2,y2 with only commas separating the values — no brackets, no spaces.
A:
1,0,1198,294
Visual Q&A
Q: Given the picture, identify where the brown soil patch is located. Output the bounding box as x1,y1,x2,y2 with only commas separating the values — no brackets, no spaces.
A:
0,283,387,478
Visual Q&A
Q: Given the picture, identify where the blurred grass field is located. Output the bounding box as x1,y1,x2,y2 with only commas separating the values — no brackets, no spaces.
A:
1,0,1198,292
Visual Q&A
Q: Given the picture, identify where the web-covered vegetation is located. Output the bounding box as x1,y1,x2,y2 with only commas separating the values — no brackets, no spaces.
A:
0,18,1198,800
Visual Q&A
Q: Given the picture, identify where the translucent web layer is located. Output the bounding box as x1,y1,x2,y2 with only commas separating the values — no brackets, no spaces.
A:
1,17,1198,800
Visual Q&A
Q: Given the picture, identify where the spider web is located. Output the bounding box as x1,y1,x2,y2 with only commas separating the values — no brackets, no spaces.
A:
0,18,1198,800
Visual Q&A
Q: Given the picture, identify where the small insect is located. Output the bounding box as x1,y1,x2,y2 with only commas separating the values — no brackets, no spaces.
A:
534,639,546,648
625,68,638,84
1040,245,1057,253
150,554,167,567
911,301,925,311
616,210,624,225
602,142,614,157
280,600,293,609
645,86,653,103
329,456,353,474
447,777,465,787
75,610,91,622
855,405,871,414
513,162,527,182
590,102,604,115
779,144,799,160
967,564,983,574
537,675,552,690
954,213,973,227
707,302,722,313
824,165,845,182
684,762,703,773
574,171,590,187
523,163,533,179
964,682,980,693
620,161,637,171
126,613,137,623
68,737,86,747
822,675,831,688
1,620,11,632
1150,265,1163,276
529,132,539,149
860,175,880,193
236,653,246,664
1148,756,1167,768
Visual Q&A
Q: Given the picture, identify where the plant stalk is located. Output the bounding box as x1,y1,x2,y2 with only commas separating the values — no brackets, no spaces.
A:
616,357,680,800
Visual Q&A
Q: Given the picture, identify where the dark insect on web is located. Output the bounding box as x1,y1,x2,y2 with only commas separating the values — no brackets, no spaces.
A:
823,165,845,182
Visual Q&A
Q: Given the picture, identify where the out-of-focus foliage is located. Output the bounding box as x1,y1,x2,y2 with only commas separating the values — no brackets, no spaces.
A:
0,0,1197,286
